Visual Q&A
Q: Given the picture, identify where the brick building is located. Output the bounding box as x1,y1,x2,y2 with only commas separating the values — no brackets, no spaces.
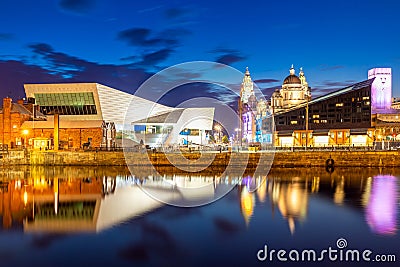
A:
21,119,105,150
0,97,33,149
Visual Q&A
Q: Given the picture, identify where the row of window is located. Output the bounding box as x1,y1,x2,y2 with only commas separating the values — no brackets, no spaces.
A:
40,105,97,115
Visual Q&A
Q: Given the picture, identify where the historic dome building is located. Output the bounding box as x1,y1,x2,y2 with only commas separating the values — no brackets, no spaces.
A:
271,65,311,112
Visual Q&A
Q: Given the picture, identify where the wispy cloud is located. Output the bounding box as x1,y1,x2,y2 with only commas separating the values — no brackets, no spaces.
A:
117,27,190,67
253,78,279,84
210,47,246,66
319,65,345,71
164,7,189,19
59,0,96,14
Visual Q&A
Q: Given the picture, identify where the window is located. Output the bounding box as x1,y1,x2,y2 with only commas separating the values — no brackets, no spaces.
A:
313,120,320,123
312,114,319,118
290,120,298,125
338,132,343,138
35,92,97,115
321,120,327,123
336,103,344,107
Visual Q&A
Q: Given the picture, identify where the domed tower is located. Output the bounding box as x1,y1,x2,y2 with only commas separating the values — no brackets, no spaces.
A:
280,65,308,109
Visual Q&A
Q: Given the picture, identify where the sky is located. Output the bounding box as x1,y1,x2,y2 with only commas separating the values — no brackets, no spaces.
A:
1,0,400,108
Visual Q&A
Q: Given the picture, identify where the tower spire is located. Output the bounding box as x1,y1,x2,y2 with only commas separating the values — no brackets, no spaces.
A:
240,67,254,104
290,64,295,75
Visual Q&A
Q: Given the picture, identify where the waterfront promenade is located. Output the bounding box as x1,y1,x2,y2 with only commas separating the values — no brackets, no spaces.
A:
2,149,400,168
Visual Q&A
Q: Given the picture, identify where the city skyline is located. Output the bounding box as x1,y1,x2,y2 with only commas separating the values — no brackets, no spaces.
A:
1,0,400,107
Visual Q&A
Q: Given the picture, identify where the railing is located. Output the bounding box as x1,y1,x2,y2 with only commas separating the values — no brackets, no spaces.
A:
18,142,400,153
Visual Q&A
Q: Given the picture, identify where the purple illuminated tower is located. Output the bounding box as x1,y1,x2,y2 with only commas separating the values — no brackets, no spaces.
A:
368,68,392,112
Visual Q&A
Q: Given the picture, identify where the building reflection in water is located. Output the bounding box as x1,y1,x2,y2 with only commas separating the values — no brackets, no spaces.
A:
365,175,398,235
238,175,310,234
0,168,398,236
240,186,255,226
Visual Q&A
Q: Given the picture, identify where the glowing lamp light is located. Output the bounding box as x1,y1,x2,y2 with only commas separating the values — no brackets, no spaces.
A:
22,129,29,135
23,191,28,206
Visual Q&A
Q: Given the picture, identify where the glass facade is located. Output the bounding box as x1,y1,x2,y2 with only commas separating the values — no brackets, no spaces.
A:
35,92,97,115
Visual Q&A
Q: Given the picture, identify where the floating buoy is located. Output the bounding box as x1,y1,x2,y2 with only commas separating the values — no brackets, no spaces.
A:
326,157,334,168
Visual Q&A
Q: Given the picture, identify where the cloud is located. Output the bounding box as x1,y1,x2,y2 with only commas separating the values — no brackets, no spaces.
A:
139,48,173,66
216,54,246,65
0,43,241,108
0,43,156,100
117,27,190,48
117,28,159,47
59,0,95,14
210,47,246,66
117,27,190,67
253,78,279,84
137,5,164,14
120,55,137,62
319,65,345,71
319,80,356,87
164,8,189,19
0,33,13,41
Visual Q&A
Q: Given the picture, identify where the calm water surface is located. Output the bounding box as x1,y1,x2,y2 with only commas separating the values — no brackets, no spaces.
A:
0,166,399,267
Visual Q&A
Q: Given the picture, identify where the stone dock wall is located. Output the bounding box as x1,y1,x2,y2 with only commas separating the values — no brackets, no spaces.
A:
1,150,400,167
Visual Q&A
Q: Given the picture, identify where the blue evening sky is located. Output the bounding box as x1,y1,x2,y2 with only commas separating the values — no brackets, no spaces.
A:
0,0,399,105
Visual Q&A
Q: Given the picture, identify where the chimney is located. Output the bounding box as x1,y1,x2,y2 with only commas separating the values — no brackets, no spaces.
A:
3,97,12,111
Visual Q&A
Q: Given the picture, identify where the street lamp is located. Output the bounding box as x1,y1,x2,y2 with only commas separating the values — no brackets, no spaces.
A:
214,124,222,144
22,129,29,148
305,90,311,150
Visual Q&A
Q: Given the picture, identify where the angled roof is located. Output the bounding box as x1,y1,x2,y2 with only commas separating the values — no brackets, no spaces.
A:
132,109,184,124
0,103,32,115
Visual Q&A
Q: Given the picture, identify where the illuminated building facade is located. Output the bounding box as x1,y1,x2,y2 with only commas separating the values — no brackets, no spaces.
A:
238,68,272,144
271,67,400,147
23,83,214,148
271,65,311,112
0,98,37,149
368,68,392,111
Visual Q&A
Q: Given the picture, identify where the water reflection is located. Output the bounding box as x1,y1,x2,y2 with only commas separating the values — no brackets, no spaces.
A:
0,167,398,237
366,175,398,235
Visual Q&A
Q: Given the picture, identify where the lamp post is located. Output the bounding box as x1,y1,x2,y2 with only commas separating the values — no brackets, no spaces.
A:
305,90,311,151
214,124,222,144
